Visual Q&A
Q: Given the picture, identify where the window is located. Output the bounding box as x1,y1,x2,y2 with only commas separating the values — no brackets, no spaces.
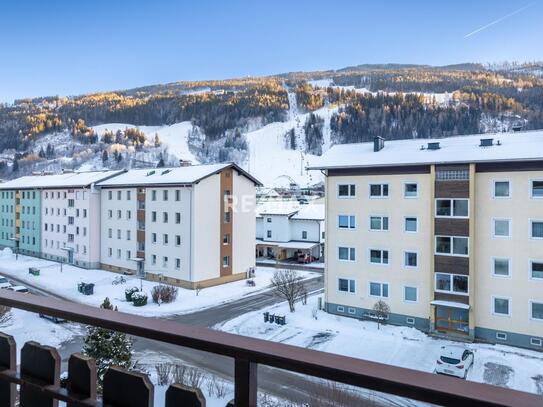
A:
163,212,168,223
175,235,181,246
531,261,543,279
435,236,469,256
223,256,230,267
493,297,510,316
337,306,345,312
223,234,229,244
302,231,307,239
338,278,355,293
175,258,181,269
151,211,157,222
117,249,121,259
117,229,121,239
338,246,356,261
151,255,156,265
532,302,543,320
404,286,418,302
152,233,157,244
436,169,469,181
369,282,389,298
406,317,415,325
175,190,181,201
266,217,272,223
338,215,356,229
348,308,356,315
126,210,131,220
435,199,469,217
496,332,507,341
404,251,418,268
163,256,168,268
163,234,168,245
370,249,388,265
531,221,543,239
404,217,418,232
338,184,356,198
117,191,122,200
108,210,112,219
404,183,418,198
370,216,389,231
493,219,511,238
494,181,510,198
531,338,542,347
532,180,543,198
108,191,112,200
435,273,468,295
126,191,131,200
151,190,157,201
68,199,74,207
175,212,181,224
117,210,122,219
267,230,272,238
108,248,112,257
163,190,168,201
126,230,131,240
493,258,510,277
223,212,230,223
83,209,87,218
369,183,389,198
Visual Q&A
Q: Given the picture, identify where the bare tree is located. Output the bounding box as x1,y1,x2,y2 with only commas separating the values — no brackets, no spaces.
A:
372,300,390,330
271,269,306,312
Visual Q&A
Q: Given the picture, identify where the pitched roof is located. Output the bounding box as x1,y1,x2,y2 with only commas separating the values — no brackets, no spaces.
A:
308,130,543,170
97,163,262,187
0,170,125,190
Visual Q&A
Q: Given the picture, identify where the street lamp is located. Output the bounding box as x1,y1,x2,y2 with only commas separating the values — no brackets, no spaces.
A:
8,237,19,260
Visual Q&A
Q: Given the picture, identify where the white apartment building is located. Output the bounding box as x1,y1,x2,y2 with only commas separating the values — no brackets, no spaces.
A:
255,201,324,262
310,131,543,351
97,163,261,288
40,171,125,268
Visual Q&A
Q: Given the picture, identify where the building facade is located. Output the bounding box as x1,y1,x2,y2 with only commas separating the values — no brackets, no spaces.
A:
97,163,260,288
311,131,543,351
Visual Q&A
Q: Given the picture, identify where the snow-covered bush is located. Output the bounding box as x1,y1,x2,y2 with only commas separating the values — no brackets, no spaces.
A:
131,292,148,307
125,286,139,302
151,284,178,304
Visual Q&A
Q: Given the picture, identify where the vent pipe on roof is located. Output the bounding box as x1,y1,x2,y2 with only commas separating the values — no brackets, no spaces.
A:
427,142,441,150
373,136,385,152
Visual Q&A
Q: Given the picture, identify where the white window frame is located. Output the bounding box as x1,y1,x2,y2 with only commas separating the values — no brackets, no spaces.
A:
347,307,356,315
368,281,389,298
369,183,389,199
530,300,543,321
403,182,418,198
369,215,389,231
491,257,511,278
337,305,345,312
338,246,356,262
403,250,418,269
496,332,508,341
406,317,415,325
493,180,511,199
369,248,389,265
530,259,543,280
403,286,418,303
530,179,543,199
434,273,469,296
338,215,356,230
435,198,469,219
435,235,469,257
529,219,543,240
337,277,356,294
492,296,511,317
530,337,542,347
337,183,356,199
404,216,418,233
492,218,511,239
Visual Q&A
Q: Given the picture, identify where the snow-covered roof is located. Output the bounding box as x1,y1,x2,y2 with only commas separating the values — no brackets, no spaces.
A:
0,170,125,190
256,201,324,220
430,300,470,310
255,239,319,249
308,130,543,170
97,163,261,187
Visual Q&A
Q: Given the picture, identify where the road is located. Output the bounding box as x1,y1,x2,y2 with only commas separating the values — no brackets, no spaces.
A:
7,273,402,405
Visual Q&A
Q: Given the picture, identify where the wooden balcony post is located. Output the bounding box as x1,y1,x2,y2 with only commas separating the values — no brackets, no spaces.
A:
102,366,154,407
20,341,60,407
234,357,257,407
67,353,97,406
165,383,206,406
0,333,16,407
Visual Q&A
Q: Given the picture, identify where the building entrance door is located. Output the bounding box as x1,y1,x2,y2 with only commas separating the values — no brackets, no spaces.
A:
435,306,469,335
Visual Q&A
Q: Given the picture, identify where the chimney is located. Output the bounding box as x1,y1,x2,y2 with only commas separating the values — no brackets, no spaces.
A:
373,136,385,152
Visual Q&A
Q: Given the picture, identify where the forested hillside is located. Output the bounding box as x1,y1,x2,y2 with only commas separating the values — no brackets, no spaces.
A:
1,62,542,183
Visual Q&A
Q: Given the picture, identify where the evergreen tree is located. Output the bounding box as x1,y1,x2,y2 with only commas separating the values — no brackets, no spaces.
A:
38,147,46,159
12,159,19,172
154,133,161,147
102,150,109,164
156,155,165,168
82,298,132,390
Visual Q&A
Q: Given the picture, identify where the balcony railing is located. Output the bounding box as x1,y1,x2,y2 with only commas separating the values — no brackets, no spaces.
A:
0,290,541,407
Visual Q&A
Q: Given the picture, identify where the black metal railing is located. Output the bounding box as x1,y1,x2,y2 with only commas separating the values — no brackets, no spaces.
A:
0,290,541,406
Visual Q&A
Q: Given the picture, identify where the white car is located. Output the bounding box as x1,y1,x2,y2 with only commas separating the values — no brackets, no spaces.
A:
435,345,474,379
7,285,29,293
0,276,12,290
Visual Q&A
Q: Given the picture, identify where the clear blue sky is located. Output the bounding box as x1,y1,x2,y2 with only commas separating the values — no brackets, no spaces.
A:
0,0,541,102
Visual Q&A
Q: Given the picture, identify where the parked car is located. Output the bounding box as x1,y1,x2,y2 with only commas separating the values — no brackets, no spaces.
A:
39,314,67,324
435,345,474,379
0,276,12,290
7,285,29,293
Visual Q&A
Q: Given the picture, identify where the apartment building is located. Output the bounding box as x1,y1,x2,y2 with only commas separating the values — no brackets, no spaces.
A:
310,131,543,350
0,171,124,267
256,201,324,261
97,163,261,288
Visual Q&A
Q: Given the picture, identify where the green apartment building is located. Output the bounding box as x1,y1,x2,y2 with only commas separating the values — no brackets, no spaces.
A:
0,190,16,249
18,189,41,256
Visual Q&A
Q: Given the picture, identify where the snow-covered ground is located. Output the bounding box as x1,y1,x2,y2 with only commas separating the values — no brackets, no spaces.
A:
217,295,543,396
0,249,317,317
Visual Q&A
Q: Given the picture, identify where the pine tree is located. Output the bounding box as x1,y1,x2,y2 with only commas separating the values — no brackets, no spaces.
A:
82,298,132,390
156,156,165,168
38,147,46,159
102,150,109,164
154,133,161,147
12,159,19,172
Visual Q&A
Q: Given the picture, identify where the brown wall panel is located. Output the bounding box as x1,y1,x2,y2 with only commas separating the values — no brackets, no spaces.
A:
434,181,469,198
434,218,469,236
434,255,469,275
434,292,470,305
220,169,233,277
